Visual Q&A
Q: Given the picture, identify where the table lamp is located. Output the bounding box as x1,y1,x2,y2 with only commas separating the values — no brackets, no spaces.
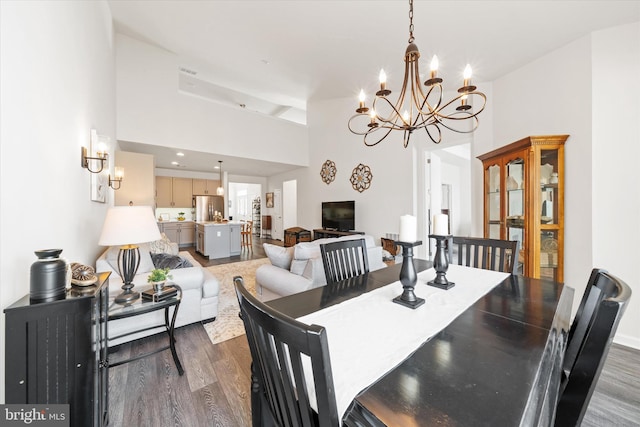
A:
98,206,161,303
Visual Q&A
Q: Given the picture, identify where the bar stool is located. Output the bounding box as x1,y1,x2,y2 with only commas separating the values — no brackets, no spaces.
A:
241,220,253,250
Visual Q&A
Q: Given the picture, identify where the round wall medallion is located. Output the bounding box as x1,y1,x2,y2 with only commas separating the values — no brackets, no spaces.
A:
350,163,373,192
320,160,337,184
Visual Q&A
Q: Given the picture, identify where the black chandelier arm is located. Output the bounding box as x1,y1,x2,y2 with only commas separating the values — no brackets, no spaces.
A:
430,91,487,120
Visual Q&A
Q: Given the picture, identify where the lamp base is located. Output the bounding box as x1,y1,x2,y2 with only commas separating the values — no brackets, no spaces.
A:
114,245,142,304
114,288,140,304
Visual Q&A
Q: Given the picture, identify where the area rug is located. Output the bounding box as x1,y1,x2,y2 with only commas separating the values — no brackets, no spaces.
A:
204,257,270,345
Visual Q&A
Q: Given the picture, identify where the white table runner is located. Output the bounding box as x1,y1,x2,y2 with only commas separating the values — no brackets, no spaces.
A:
296,264,510,421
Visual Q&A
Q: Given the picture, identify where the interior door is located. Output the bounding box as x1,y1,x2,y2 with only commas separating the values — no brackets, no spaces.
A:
272,189,283,240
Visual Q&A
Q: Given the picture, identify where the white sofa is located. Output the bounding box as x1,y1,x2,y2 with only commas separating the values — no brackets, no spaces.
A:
256,234,386,301
96,241,220,345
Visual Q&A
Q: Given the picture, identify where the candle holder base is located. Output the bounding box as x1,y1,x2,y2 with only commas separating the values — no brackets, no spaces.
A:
427,279,456,290
392,294,425,309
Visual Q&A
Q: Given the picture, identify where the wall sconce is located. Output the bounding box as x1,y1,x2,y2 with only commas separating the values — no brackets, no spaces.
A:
81,129,109,174
109,167,124,190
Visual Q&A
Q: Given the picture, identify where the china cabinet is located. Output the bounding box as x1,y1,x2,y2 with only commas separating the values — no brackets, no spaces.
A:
478,135,568,281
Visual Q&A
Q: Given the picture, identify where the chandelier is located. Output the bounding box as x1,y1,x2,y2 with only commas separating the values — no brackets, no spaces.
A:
348,0,486,147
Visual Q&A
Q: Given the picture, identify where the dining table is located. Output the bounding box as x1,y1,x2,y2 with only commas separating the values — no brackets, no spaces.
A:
266,259,574,427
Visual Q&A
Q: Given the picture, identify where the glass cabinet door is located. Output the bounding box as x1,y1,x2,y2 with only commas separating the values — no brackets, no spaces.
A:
505,156,525,275
486,164,501,239
539,149,561,280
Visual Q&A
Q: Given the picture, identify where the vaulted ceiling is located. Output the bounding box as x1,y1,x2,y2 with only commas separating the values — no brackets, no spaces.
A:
109,1,640,174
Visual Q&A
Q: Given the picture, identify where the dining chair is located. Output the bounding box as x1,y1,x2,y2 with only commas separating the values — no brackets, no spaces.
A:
447,236,520,274
320,238,369,284
241,220,254,250
554,268,632,427
234,276,339,427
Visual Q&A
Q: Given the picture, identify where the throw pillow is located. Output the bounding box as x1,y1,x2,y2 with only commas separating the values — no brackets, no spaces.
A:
289,259,308,276
149,233,175,254
151,253,193,270
303,257,327,285
264,243,294,270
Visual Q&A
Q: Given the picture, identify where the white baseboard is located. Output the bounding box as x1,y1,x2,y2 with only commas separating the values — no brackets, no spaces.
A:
614,333,640,350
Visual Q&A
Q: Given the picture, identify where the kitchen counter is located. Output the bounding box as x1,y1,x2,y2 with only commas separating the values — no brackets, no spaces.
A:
195,222,242,258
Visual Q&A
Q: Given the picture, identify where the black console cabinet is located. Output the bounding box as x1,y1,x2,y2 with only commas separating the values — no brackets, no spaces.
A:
313,228,364,240
4,272,110,427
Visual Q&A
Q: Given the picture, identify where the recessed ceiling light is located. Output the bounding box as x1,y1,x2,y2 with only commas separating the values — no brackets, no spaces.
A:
214,165,220,169
176,152,184,157
171,161,179,166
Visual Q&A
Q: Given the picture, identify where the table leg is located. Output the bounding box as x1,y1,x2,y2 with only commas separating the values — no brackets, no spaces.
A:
166,305,184,376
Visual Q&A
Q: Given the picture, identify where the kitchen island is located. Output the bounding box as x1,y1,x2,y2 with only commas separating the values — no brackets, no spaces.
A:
195,221,242,259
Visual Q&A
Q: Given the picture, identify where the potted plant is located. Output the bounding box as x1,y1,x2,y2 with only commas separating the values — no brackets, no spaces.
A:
147,268,172,291
177,212,186,221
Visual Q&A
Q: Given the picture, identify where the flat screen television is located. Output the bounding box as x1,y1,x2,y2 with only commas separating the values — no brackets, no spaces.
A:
322,201,355,231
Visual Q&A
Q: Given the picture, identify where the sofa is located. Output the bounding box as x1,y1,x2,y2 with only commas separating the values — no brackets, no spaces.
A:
96,236,220,345
256,234,386,301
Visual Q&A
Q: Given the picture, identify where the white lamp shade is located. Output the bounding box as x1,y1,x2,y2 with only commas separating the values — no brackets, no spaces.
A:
98,206,161,246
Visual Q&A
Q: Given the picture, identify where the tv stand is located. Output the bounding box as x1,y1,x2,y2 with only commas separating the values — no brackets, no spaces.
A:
313,228,364,240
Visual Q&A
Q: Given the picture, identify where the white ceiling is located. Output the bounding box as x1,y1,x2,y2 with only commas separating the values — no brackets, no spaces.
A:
109,0,640,175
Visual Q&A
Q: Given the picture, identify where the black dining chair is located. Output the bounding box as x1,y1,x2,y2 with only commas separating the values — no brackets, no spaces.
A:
447,236,520,274
320,238,369,284
234,276,339,427
554,268,632,427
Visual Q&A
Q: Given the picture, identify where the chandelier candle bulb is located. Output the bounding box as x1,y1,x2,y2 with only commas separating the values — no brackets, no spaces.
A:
463,64,472,87
399,215,418,242
433,214,449,236
357,90,368,113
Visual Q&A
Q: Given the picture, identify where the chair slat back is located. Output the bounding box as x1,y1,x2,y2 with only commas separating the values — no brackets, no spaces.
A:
320,239,369,284
555,269,632,427
234,277,339,427
448,236,520,274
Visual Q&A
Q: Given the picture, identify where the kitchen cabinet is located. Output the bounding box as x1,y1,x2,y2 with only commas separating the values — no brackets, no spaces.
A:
156,177,193,208
192,179,221,195
160,221,195,247
478,135,567,281
229,223,241,255
4,273,110,427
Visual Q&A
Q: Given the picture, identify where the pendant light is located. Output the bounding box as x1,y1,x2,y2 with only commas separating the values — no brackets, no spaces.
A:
216,160,224,195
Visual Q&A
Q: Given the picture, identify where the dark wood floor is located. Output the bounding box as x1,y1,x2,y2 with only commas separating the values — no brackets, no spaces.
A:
108,237,640,426
185,235,282,267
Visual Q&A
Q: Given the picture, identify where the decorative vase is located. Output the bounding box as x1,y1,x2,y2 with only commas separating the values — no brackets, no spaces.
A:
152,281,166,292
550,173,559,184
30,249,67,302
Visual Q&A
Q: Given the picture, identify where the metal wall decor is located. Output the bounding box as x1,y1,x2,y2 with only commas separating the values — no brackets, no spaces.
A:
350,163,373,193
320,160,337,184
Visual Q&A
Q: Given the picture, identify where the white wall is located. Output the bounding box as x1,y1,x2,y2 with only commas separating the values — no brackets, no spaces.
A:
489,24,639,347
591,22,640,348
116,34,309,167
0,1,116,402
268,96,415,242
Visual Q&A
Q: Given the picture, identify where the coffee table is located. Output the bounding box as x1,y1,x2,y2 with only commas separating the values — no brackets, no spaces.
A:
108,284,184,376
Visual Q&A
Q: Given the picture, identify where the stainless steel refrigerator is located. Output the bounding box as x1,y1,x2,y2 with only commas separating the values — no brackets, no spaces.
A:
194,195,224,221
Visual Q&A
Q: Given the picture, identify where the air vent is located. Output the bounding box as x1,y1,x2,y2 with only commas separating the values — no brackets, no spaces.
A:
179,67,197,75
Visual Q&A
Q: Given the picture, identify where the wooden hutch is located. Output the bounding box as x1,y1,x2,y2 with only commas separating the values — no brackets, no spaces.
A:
478,135,568,281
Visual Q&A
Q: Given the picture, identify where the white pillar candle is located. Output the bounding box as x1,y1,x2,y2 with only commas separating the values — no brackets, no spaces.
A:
433,214,449,235
399,215,417,242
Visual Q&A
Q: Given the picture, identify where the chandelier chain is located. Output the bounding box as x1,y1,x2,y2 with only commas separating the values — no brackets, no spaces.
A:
408,0,414,43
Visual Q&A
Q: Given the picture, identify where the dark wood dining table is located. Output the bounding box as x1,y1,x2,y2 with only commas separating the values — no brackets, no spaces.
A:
267,260,574,427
